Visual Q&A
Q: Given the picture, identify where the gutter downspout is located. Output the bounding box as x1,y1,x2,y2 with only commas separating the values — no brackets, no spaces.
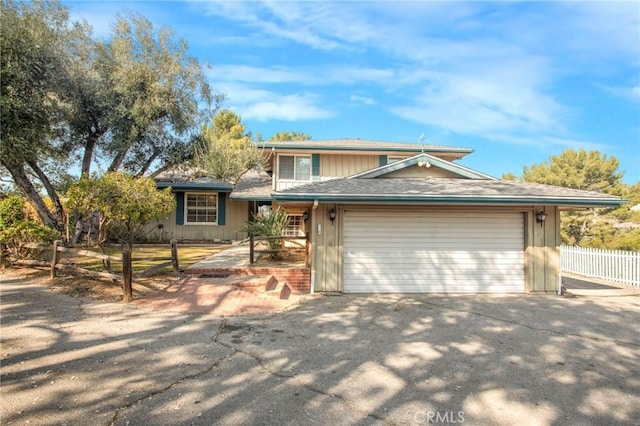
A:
557,208,563,296
310,200,319,294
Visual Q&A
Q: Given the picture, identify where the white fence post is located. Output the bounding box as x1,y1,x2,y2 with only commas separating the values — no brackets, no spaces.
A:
561,245,640,287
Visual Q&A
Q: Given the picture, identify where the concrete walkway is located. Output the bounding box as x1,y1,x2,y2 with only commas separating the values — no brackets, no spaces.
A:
185,243,252,271
184,242,307,273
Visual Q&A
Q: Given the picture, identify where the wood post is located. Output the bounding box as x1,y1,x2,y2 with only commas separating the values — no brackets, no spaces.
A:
122,247,133,302
51,240,61,279
170,239,179,274
249,233,255,265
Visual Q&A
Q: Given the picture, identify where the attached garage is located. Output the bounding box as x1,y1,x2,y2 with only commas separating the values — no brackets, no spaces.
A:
343,209,525,293
272,152,625,294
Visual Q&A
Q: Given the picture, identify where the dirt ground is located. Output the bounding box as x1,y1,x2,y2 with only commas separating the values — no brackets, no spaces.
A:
0,267,176,302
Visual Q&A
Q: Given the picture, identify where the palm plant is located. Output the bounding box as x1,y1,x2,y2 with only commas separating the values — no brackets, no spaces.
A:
242,207,290,255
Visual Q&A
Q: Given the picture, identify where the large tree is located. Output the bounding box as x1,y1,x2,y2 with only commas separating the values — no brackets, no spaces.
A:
1,0,82,230
96,14,217,176
504,148,638,249
192,110,265,183
514,149,624,194
1,1,218,234
267,131,311,142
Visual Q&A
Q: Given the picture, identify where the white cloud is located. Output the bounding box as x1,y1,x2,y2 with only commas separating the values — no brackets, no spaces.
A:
350,95,376,106
243,98,333,121
390,62,564,137
210,64,396,86
212,65,309,84
555,2,640,62
217,82,332,121
195,1,637,146
599,84,640,102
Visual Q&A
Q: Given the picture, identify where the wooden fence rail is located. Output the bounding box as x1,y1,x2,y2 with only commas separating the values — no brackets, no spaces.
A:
249,234,309,265
561,245,640,287
49,239,180,301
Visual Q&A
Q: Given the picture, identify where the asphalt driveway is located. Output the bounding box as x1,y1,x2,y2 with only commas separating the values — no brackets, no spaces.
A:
2,273,639,425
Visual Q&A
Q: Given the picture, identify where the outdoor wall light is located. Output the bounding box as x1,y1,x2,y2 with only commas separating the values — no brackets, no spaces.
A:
536,211,548,227
302,212,309,222
329,209,337,223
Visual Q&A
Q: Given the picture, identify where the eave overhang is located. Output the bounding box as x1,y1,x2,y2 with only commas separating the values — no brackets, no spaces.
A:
271,192,626,208
260,141,473,156
156,181,233,192
229,193,273,201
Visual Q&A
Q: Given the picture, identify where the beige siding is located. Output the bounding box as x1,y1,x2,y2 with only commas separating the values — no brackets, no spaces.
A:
144,198,249,242
311,203,341,292
311,204,561,294
383,165,463,178
320,154,379,178
526,206,560,293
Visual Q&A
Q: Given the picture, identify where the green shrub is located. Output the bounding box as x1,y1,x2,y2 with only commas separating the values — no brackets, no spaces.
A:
0,196,59,258
0,195,26,229
242,206,290,255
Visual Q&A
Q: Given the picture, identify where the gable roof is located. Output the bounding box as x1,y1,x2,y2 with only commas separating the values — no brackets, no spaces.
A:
351,153,496,180
260,138,473,157
272,178,625,208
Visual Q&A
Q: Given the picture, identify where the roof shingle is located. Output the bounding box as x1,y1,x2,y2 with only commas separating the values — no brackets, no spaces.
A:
272,178,624,207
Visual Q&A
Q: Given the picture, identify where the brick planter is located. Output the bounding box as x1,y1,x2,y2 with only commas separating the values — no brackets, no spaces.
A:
185,266,311,294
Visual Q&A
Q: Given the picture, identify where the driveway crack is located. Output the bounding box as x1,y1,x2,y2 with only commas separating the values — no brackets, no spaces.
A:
215,317,398,425
108,318,237,426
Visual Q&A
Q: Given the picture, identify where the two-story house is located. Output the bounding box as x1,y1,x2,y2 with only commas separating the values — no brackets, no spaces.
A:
150,139,624,294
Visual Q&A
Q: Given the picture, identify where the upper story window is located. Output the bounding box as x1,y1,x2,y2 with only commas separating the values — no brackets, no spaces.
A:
185,193,217,224
278,155,311,181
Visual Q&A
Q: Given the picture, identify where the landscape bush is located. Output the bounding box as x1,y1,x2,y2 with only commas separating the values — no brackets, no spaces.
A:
0,195,59,258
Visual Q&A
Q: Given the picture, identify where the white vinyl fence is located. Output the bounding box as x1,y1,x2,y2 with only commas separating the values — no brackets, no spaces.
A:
561,245,640,287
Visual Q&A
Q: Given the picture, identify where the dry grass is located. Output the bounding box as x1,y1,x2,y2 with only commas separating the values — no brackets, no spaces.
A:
6,244,231,302
33,244,228,274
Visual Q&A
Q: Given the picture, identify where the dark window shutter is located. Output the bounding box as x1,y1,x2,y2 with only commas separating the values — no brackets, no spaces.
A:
218,192,226,225
312,154,320,179
379,155,388,166
176,192,184,225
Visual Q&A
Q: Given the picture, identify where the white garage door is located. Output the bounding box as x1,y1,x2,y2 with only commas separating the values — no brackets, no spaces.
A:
343,210,524,293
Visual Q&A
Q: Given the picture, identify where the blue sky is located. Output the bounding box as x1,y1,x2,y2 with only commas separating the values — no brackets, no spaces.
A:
66,1,640,183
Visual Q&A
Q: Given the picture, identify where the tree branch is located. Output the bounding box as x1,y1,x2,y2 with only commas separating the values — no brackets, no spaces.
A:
2,161,59,230
136,150,160,177
27,159,66,231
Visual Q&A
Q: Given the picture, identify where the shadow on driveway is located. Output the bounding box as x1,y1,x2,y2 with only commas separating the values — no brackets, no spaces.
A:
2,271,639,425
